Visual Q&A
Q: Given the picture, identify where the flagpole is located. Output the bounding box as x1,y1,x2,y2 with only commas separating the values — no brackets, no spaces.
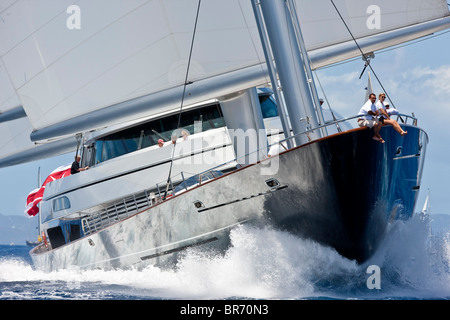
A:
37,167,41,241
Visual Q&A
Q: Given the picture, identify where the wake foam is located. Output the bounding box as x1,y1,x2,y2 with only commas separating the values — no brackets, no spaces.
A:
0,214,448,299
363,214,450,298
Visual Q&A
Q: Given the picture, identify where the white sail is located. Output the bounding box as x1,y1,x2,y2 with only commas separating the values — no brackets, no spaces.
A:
0,57,42,165
297,0,449,51
0,0,264,132
0,0,449,166
0,57,21,115
0,58,76,166
364,71,374,103
422,191,430,215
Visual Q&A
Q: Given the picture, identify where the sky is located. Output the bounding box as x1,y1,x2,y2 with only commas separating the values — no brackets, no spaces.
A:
0,29,449,219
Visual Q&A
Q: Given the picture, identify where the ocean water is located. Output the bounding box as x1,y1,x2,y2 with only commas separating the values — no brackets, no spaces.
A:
0,213,449,301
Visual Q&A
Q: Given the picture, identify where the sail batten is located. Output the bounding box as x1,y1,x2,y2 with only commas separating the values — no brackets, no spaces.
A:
0,135,77,168
0,105,26,123
29,63,269,141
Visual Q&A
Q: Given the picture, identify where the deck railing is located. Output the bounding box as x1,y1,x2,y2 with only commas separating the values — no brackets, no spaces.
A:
80,171,218,234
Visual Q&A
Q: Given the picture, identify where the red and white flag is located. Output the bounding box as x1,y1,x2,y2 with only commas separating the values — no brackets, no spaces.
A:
25,164,71,216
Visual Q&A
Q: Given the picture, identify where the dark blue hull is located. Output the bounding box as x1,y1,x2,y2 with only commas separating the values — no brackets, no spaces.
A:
263,124,427,262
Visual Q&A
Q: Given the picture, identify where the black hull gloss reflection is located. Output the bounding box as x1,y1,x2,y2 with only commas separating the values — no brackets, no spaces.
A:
261,125,427,262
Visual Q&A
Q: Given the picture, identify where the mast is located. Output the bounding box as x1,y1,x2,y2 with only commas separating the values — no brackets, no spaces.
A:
286,0,327,137
251,0,293,149
255,0,321,147
37,167,41,239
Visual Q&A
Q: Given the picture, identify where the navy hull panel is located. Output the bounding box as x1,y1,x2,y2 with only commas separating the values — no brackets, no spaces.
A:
263,125,427,262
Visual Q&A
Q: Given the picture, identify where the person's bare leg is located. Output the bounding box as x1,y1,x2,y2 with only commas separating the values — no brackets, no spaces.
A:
373,123,384,143
384,119,407,136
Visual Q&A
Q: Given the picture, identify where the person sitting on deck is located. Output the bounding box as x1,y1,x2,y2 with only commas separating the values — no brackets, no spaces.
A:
375,93,407,137
357,93,384,143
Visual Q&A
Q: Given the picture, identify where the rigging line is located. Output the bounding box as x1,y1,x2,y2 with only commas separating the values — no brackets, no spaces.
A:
330,0,396,109
163,0,202,200
313,70,341,132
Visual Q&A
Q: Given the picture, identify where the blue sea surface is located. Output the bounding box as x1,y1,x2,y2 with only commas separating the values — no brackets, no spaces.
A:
0,213,449,301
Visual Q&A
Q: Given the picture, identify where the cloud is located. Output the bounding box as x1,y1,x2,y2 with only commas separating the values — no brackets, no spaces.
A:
317,70,360,86
315,70,367,115
406,65,450,96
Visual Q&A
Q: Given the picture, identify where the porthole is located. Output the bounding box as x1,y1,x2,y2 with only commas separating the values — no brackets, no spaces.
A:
265,178,280,188
193,200,205,209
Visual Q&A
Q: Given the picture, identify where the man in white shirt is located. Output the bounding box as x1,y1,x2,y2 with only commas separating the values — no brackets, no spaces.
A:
375,93,407,136
357,93,384,143
381,101,399,116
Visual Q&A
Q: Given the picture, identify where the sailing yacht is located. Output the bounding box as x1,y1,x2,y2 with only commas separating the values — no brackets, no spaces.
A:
421,190,431,216
1,0,449,271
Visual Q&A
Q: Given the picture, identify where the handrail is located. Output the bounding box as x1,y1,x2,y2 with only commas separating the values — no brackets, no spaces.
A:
197,112,418,173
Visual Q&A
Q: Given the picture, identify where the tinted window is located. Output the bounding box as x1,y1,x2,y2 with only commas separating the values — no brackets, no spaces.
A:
259,95,278,118
88,104,225,164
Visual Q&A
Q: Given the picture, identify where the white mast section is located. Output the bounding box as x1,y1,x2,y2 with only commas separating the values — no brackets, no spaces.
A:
251,0,293,148
287,0,327,137
258,0,320,146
